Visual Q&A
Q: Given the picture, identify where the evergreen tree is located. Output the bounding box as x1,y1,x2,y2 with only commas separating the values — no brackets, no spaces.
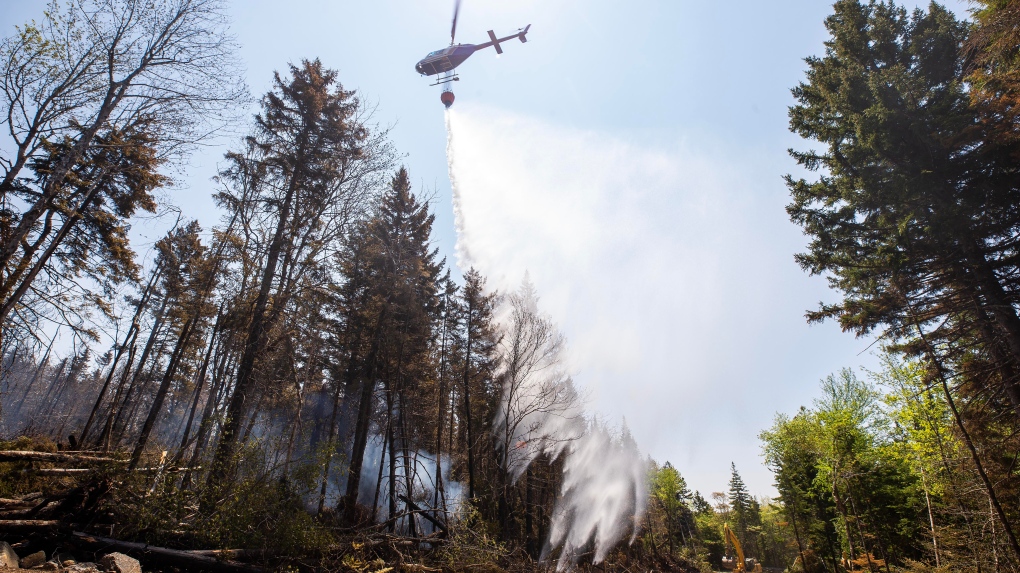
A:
787,0,1020,417
728,462,752,550
0,120,166,340
342,167,442,524
210,59,374,486
966,0,1020,143
432,270,460,514
458,268,499,503
129,221,217,468
654,462,694,552
692,491,712,515
786,1,1020,558
0,0,242,367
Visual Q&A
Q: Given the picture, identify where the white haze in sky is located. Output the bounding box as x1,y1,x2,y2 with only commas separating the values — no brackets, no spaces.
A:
443,103,874,499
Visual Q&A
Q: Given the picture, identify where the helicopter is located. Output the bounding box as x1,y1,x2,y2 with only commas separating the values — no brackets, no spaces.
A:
415,0,530,108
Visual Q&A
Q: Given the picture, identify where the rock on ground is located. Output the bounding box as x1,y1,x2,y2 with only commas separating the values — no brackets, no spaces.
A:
99,552,141,573
20,550,46,569
0,542,17,569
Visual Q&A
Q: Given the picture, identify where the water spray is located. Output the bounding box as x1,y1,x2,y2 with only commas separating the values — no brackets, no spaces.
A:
445,109,648,569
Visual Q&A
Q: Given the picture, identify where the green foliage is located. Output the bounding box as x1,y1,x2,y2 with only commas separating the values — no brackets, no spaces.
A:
653,463,690,508
650,462,694,554
0,436,60,498
784,0,1020,371
437,507,513,573
783,1,1020,566
760,361,978,570
129,443,331,556
637,461,796,571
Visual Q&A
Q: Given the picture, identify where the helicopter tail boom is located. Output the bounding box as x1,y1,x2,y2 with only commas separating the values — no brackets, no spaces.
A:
476,25,531,54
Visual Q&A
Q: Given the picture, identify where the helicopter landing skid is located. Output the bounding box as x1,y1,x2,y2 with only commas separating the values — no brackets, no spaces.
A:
430,74,460,86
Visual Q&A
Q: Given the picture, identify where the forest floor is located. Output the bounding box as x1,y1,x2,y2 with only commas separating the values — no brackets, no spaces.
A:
0,440,702,573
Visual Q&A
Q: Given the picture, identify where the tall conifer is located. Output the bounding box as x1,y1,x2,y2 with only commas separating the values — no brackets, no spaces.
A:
210,59,370,486
343,168,442,522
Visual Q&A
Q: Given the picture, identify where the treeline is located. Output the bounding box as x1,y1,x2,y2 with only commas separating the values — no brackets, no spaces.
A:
765,0,1020,571
0,0,593,563
641,461,799,571
762,359,1016,572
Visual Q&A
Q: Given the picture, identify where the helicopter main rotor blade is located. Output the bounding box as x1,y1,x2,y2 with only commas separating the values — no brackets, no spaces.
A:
451,0,461,44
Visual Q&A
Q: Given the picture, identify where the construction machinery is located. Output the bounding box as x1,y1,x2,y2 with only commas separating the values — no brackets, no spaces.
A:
721,523,762,573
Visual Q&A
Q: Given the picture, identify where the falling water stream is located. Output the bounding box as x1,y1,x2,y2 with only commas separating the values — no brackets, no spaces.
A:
445,109,648,569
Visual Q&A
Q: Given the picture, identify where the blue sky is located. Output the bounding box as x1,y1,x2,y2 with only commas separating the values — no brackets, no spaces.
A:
1,0,972,497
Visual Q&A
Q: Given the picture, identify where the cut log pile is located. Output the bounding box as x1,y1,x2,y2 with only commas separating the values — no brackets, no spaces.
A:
0,452,262,572
0,450,457,573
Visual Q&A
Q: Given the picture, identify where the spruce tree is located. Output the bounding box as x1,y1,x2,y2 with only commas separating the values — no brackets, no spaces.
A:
690,491,708,514
342,167,442,523
787,0,1020,416
729,462,752,549
459,268,499,502
130,221,217,468
209,59,370,486
787,2,1020,557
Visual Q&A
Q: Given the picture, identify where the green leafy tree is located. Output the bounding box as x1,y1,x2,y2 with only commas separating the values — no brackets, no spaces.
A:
764,368,931,570
761,410,840,573
653,462,693,553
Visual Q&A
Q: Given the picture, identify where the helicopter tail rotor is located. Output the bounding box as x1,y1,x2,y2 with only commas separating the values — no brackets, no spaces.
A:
518,24,531,43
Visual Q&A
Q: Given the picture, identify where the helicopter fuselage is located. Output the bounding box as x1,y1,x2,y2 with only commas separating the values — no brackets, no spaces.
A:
415,44,479,76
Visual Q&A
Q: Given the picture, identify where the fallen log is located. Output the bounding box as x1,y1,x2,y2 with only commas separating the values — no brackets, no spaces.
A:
0,498,36,507
0,519,63,531
18,466,194,476
0,451,122,464
187,549,247,559
398,495,448,535
185,548,272,561
0,508,37,519
72,532,265,573
20,468,91,475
